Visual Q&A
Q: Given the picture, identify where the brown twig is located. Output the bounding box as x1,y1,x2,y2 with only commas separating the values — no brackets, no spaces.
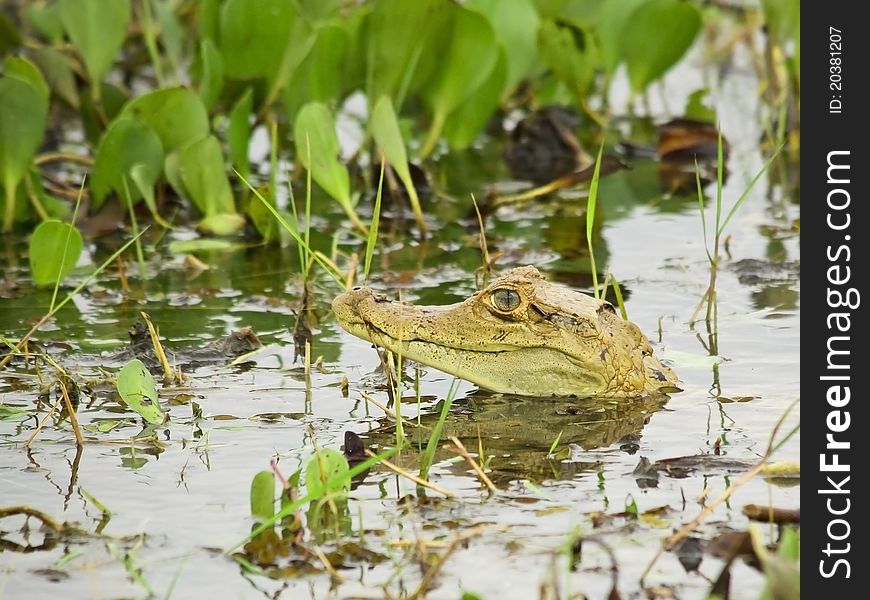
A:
59,379,84,446
447,436,497,496
364,450,455,498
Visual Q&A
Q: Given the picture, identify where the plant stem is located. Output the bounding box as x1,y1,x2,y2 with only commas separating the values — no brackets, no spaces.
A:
3,183,15,232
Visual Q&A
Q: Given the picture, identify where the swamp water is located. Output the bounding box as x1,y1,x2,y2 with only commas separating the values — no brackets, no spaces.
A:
1,49,798,600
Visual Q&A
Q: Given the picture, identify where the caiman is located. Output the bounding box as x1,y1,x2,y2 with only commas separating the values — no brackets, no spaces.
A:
332,266,679,398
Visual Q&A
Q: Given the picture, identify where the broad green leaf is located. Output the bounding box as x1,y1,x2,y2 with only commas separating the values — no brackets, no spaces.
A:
153,0,184,73
684,89,717,123
370,96,425,231
28,220,83,287
420,3,499,156
196,38,224,111
250,470,276,523
622,0,701,94
538,19,598,101
24,3,64,43
91,118,164,209
228,88,253,180
3,56,50,103
283,25,349,121
466,0,540,92
58,0,130,87
198,0,220,41
176,135,243,234
297,0,341,23
443,48,508,149
218,0,295,80
29,47,79,108
80,82,128,144
0,76,47,230
116,359,165,425
761,0,800,45
121,87,209,153
364,0,446,105
294,102,366,232
597,0,647,75
305,449,350,498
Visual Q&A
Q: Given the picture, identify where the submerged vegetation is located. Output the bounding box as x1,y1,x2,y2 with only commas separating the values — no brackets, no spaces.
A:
0,0,799,598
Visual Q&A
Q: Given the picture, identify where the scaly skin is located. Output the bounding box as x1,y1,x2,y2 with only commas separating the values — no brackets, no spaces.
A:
332,266,680,398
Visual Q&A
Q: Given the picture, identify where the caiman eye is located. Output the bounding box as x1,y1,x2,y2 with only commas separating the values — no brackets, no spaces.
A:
490,288,521,312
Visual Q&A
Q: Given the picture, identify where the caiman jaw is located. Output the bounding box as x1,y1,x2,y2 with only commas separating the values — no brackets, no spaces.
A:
331,267,680,398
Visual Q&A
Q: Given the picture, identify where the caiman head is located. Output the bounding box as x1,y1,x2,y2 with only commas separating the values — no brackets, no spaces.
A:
331,266,680,398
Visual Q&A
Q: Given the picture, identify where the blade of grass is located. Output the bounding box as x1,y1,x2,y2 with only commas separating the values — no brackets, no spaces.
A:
419,378,460,482
363,155,385,283
234,169,344,287
586,144,605,299
48,178,85,314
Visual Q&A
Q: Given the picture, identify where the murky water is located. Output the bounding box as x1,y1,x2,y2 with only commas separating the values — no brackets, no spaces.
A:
1,44,798,600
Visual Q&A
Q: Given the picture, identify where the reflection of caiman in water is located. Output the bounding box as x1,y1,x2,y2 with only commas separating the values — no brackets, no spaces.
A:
333,266,679,398
358,393,669,485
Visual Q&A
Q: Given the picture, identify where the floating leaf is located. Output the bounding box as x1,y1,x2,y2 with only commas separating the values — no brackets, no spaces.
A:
91,117,164,210
117,359,165,425
28,220,84,287
0,76,47,230
58,0,130,91
218,0,296,80
168,238,240,254
228,88,253,181
121,87,209,153
420,4,499,157
370,96,425,232
294,102,367,233
176,135,243,234
621,0,702,94
250,470,276,523
305,449,350,499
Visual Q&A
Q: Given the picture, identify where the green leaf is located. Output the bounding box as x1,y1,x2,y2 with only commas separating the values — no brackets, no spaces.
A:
622,0,701,94
364,0,446,105
28,220,84,287
228,88,253,181
176,135,242,234
443,47,508,149
0,76,47,230
283,25,350,121
294,102,366,232
58,0,130,87
167,238,240,254
250,470,276,523
466,0,540,92
196,38,224,112
597,0,647,76
116,359,165,425
24,3,64,43
371,95,427,231
305,449,350,499
29,47,80,108
218,0,296,80
420,3,499,156
538,19,598,101
121,87,209,153
91,118,164,209
3,56,50,103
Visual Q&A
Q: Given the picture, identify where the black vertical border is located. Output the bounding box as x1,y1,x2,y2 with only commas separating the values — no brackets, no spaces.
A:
804,2,867,596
